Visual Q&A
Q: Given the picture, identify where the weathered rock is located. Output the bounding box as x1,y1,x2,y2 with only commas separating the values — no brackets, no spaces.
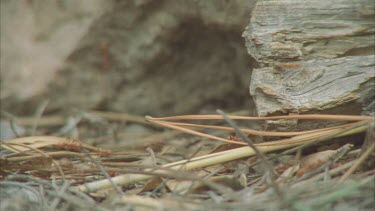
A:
243,0,375,120
243,0,375,64
0,0,111,101
1,0,259,116
43,0,258,115
250,56,375,116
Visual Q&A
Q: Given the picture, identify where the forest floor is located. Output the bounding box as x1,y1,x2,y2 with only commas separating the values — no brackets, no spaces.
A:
1,108,374,211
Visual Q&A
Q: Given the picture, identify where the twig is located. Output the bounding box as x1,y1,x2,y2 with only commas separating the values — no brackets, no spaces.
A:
216,110,276,170
76,122,369,193
0,141,26,155
146,147,157,166
14,116,65,127
50,181,70,209
4,151,85,161
252,120,370,168
163,121,360,137
217,109,283,200
120,195,164,210
147,117,369,147
338,142,375,184
149,114,374,121
10,119,22,138
294,160,355,187
12,110,148,128
83,149,124,195
2,142,66,181
146,117,247,145
2,136,111,154
359,120,375,157
30,100,49,136
90,110,148,124
296,144,353,182
52,116,82,136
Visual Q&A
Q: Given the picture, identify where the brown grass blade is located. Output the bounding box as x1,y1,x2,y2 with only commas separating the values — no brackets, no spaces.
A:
148,114,374,121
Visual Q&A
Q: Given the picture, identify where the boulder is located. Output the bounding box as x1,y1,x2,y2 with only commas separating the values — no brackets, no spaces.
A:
243,0,374,120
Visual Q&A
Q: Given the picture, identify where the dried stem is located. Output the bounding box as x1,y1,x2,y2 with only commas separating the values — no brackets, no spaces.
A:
148,114,374,121
76,121,368,193
338,142,375,184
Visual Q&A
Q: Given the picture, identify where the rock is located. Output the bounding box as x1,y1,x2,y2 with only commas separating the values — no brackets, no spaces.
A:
0,0,111,103
45,0,258,115
243,0,375,120
243,0,374,64
1,0,259,116
250,56,374,116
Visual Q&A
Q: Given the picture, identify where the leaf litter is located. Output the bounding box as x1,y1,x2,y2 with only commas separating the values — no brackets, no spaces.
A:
0,110,374,210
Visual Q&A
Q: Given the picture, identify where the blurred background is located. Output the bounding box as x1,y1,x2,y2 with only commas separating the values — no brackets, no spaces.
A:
1,0,258,116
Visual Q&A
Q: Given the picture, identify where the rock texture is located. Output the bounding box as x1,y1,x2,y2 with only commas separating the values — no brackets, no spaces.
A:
0,0,111,101
4,0,372,121
1,0,258,116
250,56,375,116
243,0,375,118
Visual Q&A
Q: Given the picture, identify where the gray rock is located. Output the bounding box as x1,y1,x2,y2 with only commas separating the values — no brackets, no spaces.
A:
2,0,259,116
250,56,374,116
243,0,375,121
243,0,374,64
45,0,258,115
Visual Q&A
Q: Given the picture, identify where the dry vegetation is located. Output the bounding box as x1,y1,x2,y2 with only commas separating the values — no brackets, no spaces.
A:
1,1,374,211
1,108,374,211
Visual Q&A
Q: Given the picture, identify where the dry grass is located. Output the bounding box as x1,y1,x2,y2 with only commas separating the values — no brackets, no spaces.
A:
1,111,374,210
